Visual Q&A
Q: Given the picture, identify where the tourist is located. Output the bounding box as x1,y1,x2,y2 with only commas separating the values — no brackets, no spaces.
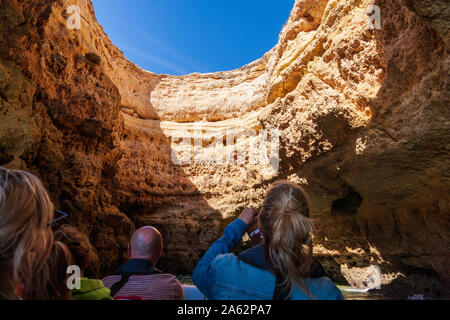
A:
102,226,184,300
55,225,113,300
0,168,55,300
193,180,344,300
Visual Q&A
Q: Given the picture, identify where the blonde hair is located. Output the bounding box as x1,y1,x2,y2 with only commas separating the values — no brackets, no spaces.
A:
0,168,54,299
259,180,314,298
25,224,100,300
22,240,73,300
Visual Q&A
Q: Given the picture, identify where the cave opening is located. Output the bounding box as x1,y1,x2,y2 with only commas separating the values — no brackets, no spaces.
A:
331,187,363,215
91,0,294,75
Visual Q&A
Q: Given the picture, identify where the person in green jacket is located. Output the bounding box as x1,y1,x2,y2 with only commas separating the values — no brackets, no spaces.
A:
55,225,113,300
72,278,113,300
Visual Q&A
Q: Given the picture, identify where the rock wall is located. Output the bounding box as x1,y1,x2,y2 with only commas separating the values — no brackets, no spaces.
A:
0,0,448,293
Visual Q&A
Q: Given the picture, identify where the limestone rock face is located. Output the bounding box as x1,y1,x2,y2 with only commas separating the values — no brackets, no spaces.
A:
0,0,134,272
0,0,448,293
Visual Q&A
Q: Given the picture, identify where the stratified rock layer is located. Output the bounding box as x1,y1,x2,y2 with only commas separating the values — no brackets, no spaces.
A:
0,0,448,293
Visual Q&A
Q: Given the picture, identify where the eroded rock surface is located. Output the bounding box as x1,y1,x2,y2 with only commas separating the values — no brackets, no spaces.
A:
0,0,448,295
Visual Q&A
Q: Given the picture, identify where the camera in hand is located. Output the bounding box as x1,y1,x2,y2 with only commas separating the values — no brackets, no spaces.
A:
247,220,262,247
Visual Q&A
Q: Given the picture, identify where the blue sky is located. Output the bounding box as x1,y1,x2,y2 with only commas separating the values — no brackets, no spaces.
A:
92,0,294,75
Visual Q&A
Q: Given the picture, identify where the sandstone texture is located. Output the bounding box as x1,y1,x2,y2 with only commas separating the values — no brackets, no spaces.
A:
0,0,449,296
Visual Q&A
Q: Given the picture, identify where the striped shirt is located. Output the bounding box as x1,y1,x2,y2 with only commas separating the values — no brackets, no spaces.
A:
103,273,184,300
102,259,184,300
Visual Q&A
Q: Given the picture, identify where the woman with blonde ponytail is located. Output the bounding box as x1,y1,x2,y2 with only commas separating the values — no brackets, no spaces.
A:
193,180,342,300
0,168,55,300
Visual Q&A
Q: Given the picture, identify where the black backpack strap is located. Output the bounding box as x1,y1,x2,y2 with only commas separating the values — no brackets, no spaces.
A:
109,273,131,297
109,266,163,297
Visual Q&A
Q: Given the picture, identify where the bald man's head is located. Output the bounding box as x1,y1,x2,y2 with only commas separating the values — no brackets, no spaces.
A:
129,226,163,264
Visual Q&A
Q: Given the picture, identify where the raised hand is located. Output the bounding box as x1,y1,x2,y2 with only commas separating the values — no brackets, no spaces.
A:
238,207,258,226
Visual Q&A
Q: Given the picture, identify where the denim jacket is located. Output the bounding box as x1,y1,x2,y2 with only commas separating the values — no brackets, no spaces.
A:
193,219,343,300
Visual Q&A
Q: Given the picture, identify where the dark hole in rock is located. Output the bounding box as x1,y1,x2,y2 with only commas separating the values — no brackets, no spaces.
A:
0,151,13,166
332,187,363,215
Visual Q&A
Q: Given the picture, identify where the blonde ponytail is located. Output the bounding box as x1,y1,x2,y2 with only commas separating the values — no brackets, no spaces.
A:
260,181,314,298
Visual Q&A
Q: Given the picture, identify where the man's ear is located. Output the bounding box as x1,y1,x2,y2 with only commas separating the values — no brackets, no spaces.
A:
153,246,162,263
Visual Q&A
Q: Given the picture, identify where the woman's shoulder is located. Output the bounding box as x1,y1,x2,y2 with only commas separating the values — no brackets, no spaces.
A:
212,253,273,279
212,252,267,272
305,277,344,300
